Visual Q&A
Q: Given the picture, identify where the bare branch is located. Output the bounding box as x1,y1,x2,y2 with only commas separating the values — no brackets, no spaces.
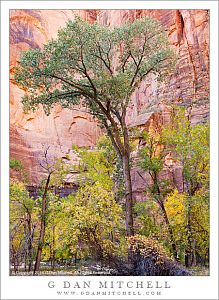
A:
40,146,56,175
136,170,149,188
130,51,138,67
80,44,98,98
130,36,148,87
96,42,113,75
42,73,95,100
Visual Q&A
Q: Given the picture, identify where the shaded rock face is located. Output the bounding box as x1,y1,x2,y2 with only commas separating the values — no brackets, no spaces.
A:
10,9,209,184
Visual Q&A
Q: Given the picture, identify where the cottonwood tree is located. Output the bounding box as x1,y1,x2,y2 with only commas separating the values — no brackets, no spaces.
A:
162,107,209,266
138,129,178,260
10,181,37,272
33,146,72,273
15,16,176,236
33,147,55,274
138,107,209,265
165,189,209,265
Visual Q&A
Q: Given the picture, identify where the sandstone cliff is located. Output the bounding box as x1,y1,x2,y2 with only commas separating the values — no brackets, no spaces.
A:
10,9,209,184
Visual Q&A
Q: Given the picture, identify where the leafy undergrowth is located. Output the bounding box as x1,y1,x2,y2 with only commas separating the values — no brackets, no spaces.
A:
128,235,191,276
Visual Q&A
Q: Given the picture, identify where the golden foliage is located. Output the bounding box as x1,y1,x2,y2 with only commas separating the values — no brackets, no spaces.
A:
128,234,172,266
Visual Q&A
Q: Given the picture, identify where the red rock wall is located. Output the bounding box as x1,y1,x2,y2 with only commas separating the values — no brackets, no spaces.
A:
10,10,103,183
10,9,209,184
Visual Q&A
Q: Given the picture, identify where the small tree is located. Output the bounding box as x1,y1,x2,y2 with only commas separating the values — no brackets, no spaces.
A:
139,107,209,265
165,189,209,265
55,146,124,266
138,129,178,259
33,147,55,274
10,181,38,272
14,16,176,236
162,106,209,266
62,182,123,262
42,192,61,270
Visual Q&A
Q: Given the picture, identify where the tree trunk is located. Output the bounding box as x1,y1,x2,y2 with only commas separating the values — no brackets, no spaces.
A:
184,109,196,267
185,200,194,267
51,225,55,271
27,212,33,272
23,223,27,271
122,120,134,237
104,113,134,237
153,173,178,260
74,252,77,265
122,152,134,236
191,240,197,266
183,180,194,267
24,251,27,272
160,201,178,260
33,173,51,275
11,246,18,274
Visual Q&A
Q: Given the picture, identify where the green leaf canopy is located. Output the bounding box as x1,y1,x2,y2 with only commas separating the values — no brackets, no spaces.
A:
14,16,176,122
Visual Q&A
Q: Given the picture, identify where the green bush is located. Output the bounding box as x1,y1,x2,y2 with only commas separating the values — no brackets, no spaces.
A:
10,158,24,171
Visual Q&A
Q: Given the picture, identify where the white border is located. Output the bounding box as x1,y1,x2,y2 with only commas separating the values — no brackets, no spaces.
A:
1,1,218,300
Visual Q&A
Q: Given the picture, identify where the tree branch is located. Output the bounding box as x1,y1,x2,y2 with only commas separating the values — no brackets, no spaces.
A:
121,51,131,72
43,73,95,100
130,36,148,87
96,42,113,75
79,44,98,98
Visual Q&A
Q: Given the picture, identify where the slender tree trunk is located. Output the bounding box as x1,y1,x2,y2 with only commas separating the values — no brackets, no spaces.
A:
74,252,77,265
51,225,55,271
24,252,27,272
185,200,194,267
191,240,197,266
153,173,178,260
11,246,18,274
122,120,134,237
184,107,196,267
23,223,27,271
160,201,178,260
104,113,134,236
33,174,51,275
27,212,33,272
183,180,194,267
122,152,134,236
